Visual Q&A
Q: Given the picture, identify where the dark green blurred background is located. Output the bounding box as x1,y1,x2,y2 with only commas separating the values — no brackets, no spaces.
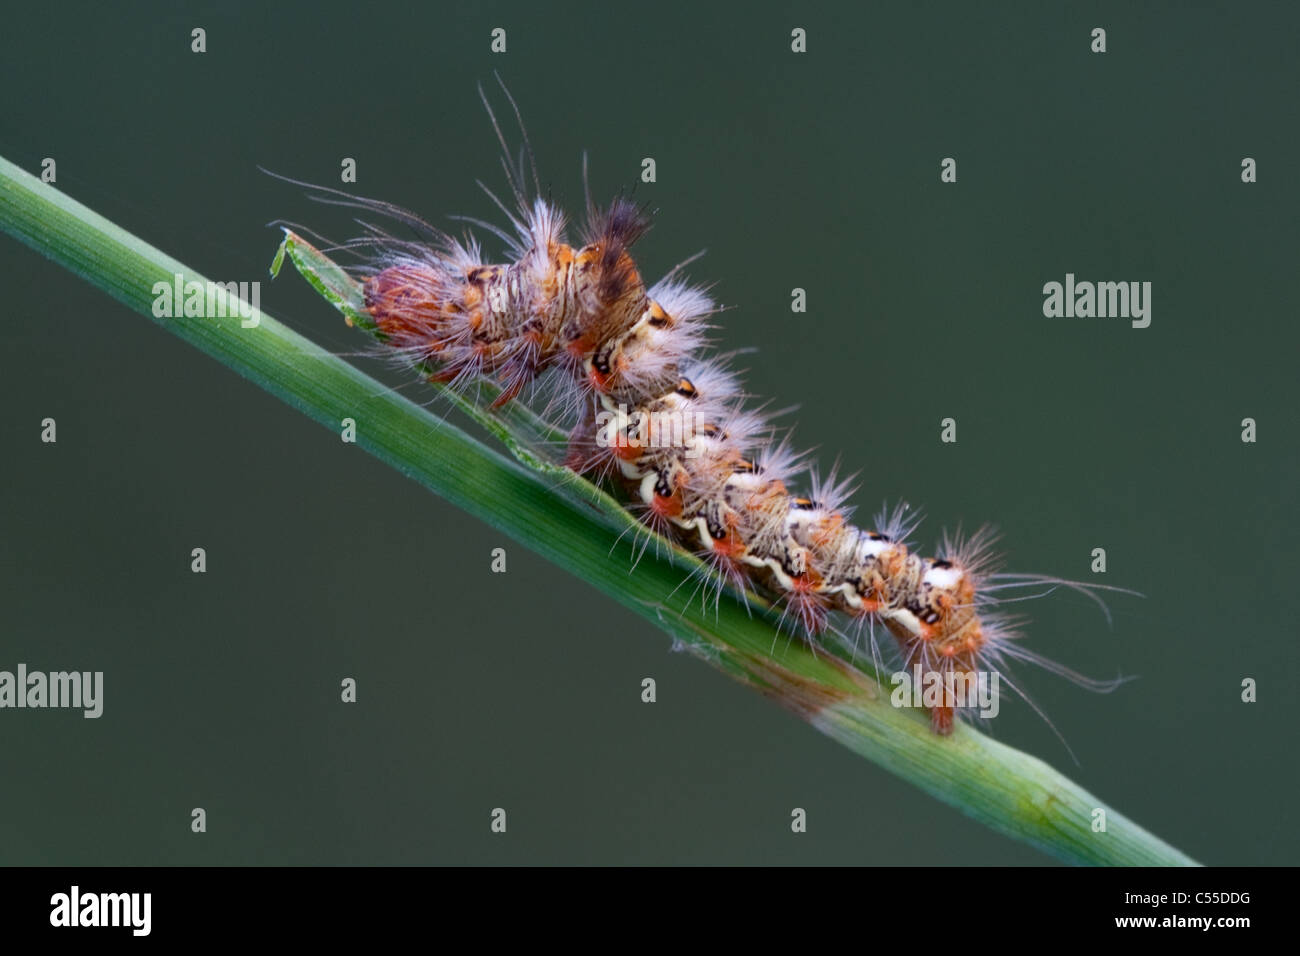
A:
2,1,1295,865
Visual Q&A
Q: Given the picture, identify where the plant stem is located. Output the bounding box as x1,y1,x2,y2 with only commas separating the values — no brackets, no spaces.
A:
0,156,1198,865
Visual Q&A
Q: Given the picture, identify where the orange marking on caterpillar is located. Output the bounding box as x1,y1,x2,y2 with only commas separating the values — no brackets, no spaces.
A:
650,489,684,519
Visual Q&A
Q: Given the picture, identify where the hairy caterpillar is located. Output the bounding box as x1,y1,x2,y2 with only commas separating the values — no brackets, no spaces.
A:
275,81,1127,737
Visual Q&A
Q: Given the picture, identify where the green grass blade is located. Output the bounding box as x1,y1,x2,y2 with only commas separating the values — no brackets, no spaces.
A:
0,155,1198,866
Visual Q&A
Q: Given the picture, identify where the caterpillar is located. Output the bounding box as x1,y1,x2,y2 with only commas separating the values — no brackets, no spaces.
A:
275,81,1127,738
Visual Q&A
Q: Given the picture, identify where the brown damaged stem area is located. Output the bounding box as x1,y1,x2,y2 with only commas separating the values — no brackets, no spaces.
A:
669,609,884,723
740,647,883,722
